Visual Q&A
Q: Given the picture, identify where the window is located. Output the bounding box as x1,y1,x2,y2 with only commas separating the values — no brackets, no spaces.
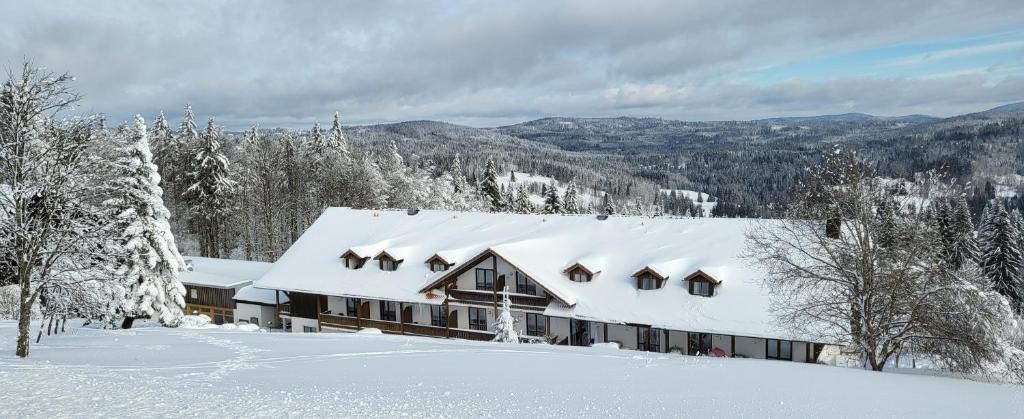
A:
380,259,397,271
249,317,259,325
430,262,448,272
345,256,365,269
430,305,447,327
189,288,198,299
688,332,712,355
514,271,536,295
690,279,712,297
767,339,793,361
468,307,488,331
570,269,591,283
303,326,316,333
526,313,546,336
475,268,495,291
380,301,397,321
638,327,661,352
346,298,360,317
638,274,659,290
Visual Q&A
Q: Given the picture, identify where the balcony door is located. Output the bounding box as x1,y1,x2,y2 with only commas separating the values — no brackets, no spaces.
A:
570,319,590,346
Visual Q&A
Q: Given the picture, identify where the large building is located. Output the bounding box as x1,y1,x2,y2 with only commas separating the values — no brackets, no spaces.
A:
253,208,832,362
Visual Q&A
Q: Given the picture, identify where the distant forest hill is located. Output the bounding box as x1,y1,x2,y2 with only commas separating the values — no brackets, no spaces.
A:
342,101,1024,219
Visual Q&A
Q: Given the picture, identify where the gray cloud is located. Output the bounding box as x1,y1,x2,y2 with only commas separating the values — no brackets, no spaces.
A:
1,0,1023,128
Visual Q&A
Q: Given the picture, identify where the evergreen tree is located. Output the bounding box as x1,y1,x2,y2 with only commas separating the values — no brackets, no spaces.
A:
349,155,389,209
949,196,980,268
563,180,580,214
328,112,349,160
182,118,236,258
449,153,468,194
480,158,502,211
542,182,562,214
491,286,520,343
509,170,516,183
513,184,533,214
104,116,187,328
979,200,1023,311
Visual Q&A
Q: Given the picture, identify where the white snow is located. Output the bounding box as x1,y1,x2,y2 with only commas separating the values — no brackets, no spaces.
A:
180,256,273,288
497,172,603,207
233,284,288,305
1,320,1020,418
660,188,717,214
256,208,816,342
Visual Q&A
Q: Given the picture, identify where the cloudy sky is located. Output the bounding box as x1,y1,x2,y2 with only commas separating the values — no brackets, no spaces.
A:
3,1,1024,128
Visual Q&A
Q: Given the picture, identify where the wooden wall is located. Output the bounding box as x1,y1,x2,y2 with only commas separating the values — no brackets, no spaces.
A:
184,285,236,309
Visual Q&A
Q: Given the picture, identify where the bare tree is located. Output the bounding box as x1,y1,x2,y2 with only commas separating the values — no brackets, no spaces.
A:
746,148,1021,378
0,62,109,357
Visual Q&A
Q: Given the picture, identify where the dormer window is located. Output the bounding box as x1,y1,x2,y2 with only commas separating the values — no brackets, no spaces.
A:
425,255,452,272
632,267,666,290
563,263,596,283
374,251,402,272
684,270,720,297
341,250,369,269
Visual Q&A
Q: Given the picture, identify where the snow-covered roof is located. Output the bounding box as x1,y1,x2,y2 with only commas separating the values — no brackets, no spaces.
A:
233,284,288,305
254,208,816,342
180,256,273,289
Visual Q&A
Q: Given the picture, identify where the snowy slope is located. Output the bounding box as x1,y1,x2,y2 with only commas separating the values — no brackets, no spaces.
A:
1,321,1020,418
660,188,717,214
497,172,603,207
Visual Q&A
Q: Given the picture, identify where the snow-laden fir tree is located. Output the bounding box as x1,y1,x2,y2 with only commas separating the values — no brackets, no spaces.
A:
948,196,980,269
492,286,520,343
563,180,580,214
328,112,350,161
978,199,1023,311
480,158,502,211
105,116,187,328
513,183,533,214
500,183,514,211
449,153,469,194
182,118,236,258
542,182,562,214
349,155,389,209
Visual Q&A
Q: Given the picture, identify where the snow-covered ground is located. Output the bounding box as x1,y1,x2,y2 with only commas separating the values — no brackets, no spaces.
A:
660,188,717,214
1,321,1021,418
497,172,602,207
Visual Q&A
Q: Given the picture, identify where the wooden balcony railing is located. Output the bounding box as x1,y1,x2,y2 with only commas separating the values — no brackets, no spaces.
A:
448,289,549,308
508,294,548,308
358,318,403,333
318,312,358,329
448,328,495,341
402,323,448,338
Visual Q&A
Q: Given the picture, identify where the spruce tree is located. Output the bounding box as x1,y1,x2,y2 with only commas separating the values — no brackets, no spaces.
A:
328,112,350,160
182,118,236,258
105,116,187,328
979,200,1023,311
949,196,980,268
563,180,580,214
491,286,520,343
449,153,469,194
513,184,533,214
542,182,562,214
480,158,502,211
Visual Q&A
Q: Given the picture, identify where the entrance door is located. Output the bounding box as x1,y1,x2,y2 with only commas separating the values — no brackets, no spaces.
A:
570,319,590,346
359,301,370,318
447,310,458,329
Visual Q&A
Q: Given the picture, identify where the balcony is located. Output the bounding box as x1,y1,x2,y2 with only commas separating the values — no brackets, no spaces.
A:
318,312,358,329
448,328,495,341
402,323,448,338
448,289,549,308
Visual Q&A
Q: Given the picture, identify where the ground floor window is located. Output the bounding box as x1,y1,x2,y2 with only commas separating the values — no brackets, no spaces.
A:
468,307,487,331
430,305,447,327
303,326,316,333
249,317,259,325
526,313,545,336
570,319,590,346
637,327,661,352
346,298,360,317
688,332,712,355
766,339,792,360
380,301,397,321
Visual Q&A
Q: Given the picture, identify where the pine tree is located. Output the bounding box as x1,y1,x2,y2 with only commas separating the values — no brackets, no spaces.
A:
979,200,1023,311
480,158,502,211
491,286,519,343
949,196,980,268
509,170,517,183
542,182,562,214
182,118,236,258
105,116,187,328
501,182,514,212
563,180,580,214
449,153,468,194
328,112,349,160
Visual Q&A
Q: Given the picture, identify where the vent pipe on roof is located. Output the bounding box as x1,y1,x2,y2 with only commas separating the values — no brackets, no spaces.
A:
596,214,609,220
407,208,420,216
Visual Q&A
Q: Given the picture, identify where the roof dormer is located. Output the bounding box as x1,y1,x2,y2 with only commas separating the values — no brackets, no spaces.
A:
340,250,369,269
424,254,453,272
684,270,721,297
563,262,597,283
373,251,404,272
632,266,667,290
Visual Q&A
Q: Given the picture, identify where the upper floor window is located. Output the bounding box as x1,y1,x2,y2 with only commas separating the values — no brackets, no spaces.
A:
430,261,448,272
638,274,659,290
570,269,591,283
344,256,367,269
514,271,536,295
475,268,495,291
380,259,397,271
691,279,712,296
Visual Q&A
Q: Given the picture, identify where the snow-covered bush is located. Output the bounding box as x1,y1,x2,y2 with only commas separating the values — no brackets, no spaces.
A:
492,287,519,343
178,314,214,329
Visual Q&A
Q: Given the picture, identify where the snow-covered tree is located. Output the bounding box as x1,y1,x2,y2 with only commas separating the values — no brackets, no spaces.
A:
182,118,236,258
449,153,468,194
328,112,350,161
104,116,187,328
491,286,519,343
979,200,1023,312
563,180,580,214
512,183,534,214
480,158,502,211
542,182,562,214
349,155,389,209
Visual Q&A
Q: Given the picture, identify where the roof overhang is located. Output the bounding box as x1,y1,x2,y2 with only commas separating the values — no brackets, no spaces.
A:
418,248,573,306
563,262,599,276
631,266,668,282
683,269,721,284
